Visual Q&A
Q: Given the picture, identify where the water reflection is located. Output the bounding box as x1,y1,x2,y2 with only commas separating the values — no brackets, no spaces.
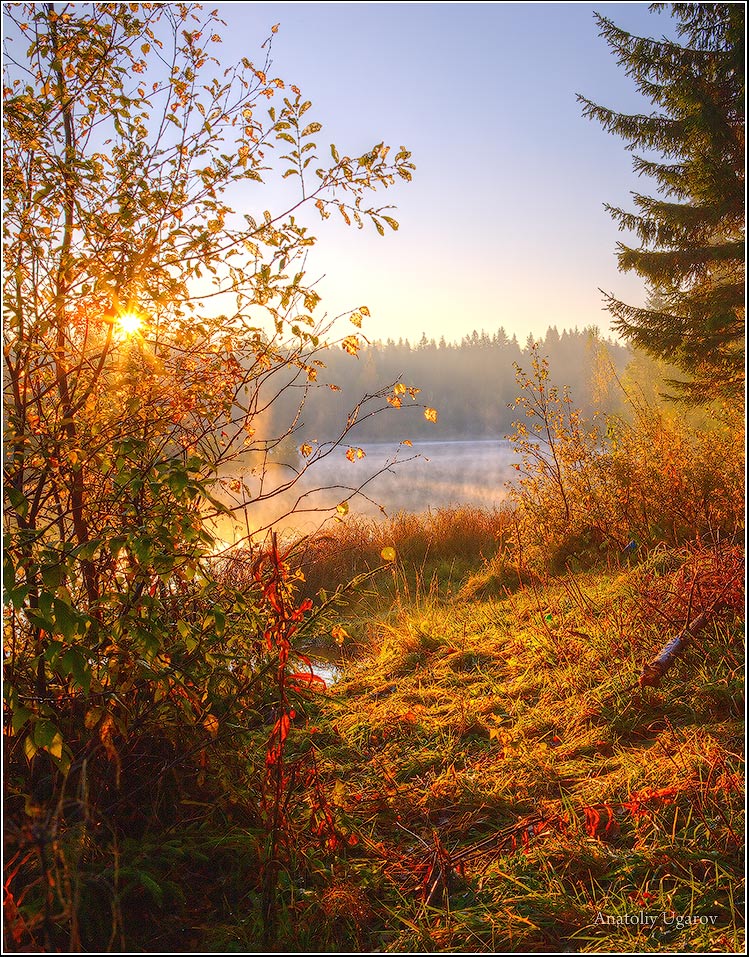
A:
299,645,343,687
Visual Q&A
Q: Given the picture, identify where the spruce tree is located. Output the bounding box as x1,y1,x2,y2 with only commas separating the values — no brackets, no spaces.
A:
578,3,745,402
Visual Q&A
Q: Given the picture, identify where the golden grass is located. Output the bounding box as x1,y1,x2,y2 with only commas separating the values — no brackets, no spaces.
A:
296,539,745,952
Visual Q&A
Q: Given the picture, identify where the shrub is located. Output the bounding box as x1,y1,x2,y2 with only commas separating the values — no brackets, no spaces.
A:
508,345,744,574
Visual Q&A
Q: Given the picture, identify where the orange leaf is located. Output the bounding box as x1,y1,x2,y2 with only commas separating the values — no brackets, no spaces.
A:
203,714,219,737
331,624,349,645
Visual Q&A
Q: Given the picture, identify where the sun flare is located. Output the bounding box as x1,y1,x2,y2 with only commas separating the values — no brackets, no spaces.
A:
116,311,142,336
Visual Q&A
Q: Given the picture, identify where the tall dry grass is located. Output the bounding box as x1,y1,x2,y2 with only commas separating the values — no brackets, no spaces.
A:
291,505,515,603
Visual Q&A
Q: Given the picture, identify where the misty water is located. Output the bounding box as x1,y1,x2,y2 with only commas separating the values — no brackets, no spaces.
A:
215,438,520,543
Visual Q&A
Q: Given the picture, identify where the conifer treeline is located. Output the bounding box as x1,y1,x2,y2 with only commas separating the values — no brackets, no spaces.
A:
270,325,631,448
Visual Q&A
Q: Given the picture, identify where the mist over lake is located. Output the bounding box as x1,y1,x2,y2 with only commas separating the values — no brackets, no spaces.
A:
341,437,518,510
216,439,520,543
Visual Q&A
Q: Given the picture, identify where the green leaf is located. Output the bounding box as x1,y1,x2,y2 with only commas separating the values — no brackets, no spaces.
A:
41,564,64,589
137,872,164,906
212,608,225,636
168,471,188,495
3,546,16,591
53,598,78,640
48,732,64,760
5,585,29,610
44,639,64,665
75,540,100,561
6,487,28,519
33,718,61,751
11,706,33,734
109,536,127,558
130,535,153,566
59,647,92,694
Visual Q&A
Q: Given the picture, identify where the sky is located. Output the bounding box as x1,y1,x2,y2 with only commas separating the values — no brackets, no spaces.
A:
213,1,680,346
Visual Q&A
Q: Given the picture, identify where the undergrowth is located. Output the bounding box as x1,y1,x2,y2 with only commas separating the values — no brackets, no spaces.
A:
295,538,745,953
4,517,744,952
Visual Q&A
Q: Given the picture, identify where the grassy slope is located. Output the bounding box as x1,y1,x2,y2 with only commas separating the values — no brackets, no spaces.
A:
296,547,744,953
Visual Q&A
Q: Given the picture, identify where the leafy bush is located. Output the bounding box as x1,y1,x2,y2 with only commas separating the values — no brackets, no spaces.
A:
508,345,744,573
2,5,412,950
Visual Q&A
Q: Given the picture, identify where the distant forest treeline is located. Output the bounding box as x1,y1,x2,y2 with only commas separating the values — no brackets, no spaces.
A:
266,325,633,450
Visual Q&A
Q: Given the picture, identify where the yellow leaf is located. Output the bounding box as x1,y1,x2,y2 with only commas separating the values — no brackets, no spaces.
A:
360,305,370,316
336,501,349,517
380,546,396,562
48,732,63,760
24,735,38,761
203,714,219,738
341,335,359,356
300,443,313,457
85,707,103,730
394,382,406,396
331,625,349,646
401,439,413,447
424,408,438,423
350,312,362,328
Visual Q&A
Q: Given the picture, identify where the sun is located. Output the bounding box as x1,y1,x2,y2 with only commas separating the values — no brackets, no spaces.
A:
116,311,143,336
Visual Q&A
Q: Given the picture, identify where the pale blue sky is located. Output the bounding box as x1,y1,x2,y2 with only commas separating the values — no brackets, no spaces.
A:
2,2,677,345
216,1,679,345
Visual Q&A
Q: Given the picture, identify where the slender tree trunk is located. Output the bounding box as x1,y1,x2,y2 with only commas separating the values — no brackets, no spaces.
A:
48,3,99,609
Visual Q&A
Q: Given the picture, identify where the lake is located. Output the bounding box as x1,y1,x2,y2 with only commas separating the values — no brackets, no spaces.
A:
213,438,520,543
